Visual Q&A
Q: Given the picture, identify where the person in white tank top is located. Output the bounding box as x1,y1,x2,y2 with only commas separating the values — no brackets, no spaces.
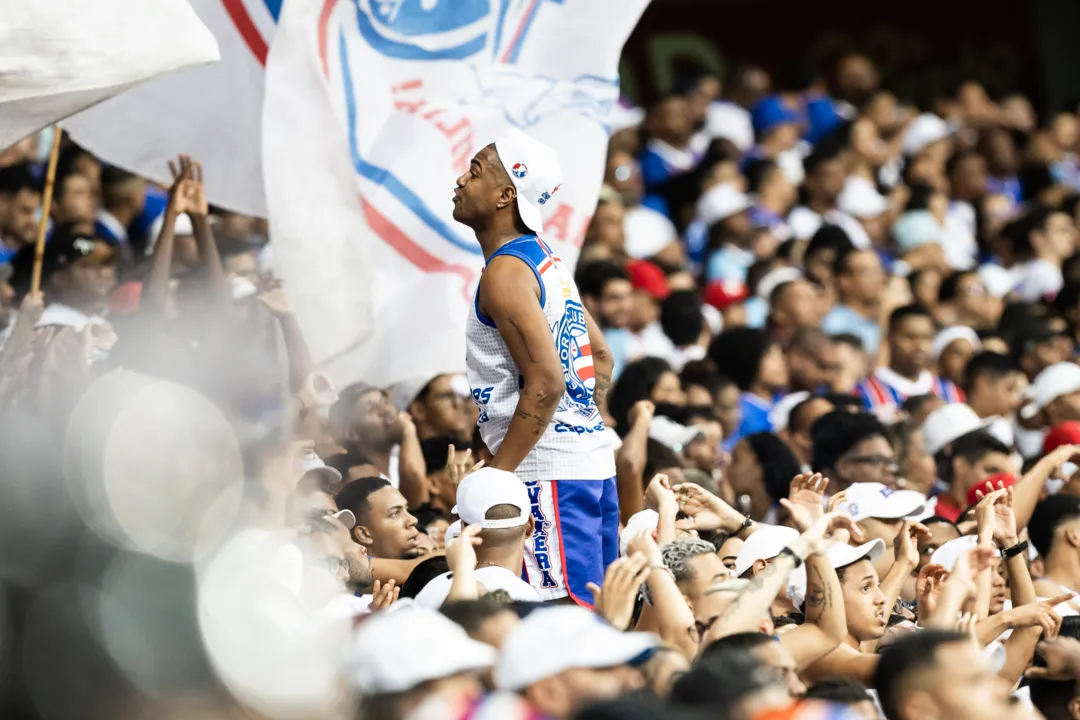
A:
452,129,619,604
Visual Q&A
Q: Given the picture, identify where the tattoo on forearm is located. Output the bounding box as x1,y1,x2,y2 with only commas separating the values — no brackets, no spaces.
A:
514,406,549,432
805,565,827,609
594,370,612,408
720,556,789,620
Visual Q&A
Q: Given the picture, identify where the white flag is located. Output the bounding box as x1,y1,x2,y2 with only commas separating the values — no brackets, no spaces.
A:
63,0,270,216
264,0,649,387
0,0,220,149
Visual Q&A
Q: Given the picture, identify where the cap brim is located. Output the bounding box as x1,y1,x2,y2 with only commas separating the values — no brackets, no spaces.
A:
579,630,660,674
332,509,356,530
830,538,886,569
874,491,927,520
515,197,543,233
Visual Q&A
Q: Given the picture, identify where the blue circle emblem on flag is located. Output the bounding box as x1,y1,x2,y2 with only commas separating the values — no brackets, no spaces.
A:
354,0,490,61
512,163,528,179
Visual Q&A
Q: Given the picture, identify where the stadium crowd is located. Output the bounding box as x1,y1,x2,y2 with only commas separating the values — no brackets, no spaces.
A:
7,51,1080,720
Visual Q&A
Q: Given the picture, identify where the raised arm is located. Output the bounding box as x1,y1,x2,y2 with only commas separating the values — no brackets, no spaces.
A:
781,551,846,669
480,256,565,472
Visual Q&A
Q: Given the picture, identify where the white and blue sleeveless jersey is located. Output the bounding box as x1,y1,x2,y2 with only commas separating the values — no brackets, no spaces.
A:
465,235,616,483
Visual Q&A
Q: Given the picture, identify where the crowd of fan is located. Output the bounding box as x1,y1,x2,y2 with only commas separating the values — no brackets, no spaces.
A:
7,51,1080,720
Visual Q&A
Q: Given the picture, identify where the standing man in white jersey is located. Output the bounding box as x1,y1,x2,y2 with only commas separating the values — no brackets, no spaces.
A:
452,129,618,606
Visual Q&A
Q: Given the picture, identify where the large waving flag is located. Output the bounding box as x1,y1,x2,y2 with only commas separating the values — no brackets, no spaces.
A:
264,0,649,386
0,0,220,149
63,0,271,216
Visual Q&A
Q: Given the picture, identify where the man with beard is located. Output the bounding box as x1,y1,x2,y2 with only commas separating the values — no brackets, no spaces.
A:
335,477,423,560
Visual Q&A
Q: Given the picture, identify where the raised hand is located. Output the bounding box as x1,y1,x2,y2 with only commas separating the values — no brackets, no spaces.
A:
446,523,482,574
370,579,399,612
784,472,828,528
673,482,741,533
974,482,1018,546
586,552,651,631
974,486,1008,545
916,563,948,617
446,445,484,490
1027,637,1080,680
948,546,998,599
1003,595,1069,639
628,400,655,428
167,154,209,217
625,528,664,568
894,521,931,568
826,489,848,514
257,278,295,317
645,473,676,512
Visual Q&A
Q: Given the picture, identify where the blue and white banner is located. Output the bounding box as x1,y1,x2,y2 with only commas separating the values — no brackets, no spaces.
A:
265,0,649,386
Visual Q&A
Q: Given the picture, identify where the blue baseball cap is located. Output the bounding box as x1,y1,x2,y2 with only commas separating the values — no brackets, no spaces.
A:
751,96,802,135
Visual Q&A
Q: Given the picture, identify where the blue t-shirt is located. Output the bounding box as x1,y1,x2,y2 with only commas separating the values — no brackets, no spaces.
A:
821,305,881,356
724,393,774,451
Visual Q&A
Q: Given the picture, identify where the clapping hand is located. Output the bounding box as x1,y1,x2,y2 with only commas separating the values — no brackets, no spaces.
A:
370,579,399,612
894,521,931,568
974,482,1017,546
780,472,829,531
167,154,208,217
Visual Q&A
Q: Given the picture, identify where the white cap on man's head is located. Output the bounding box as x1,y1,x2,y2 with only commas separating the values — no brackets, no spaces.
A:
697,184,752,227
1021,362,1080,420
903,113,952,156
620,509,659,556
838,177,888,219
296,451,342,488
923,403,994,456
494,129,565,234
495,606,659,691
931,326,982,363
734,525,799,577
648,416,703,454
452,467,529,528
929,534,979,571
840,482,926,523
769,391,810,432
788,538,886,603
346,605,495,694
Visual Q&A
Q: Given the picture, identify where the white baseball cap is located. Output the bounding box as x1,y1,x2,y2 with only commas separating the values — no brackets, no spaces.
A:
295,451,343,488
444,519,462,545
931,326,981,363
902,113,952,156
452,467,529,528
346,605,496,694
840,482,927,523
923,403,995,456
1021,362,1080,420
769,391,811,433
757,266,804,301
929,534,979,571
734,525,799,577
494,129,565,234
837,177,888,219
648,416,703,454
697,184,752,227
329,508,356,530
620,509,659,556
495,606,659,691
787,538,886,603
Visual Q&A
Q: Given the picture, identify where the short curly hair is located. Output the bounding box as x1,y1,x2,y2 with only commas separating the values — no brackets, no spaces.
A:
810,410,887,474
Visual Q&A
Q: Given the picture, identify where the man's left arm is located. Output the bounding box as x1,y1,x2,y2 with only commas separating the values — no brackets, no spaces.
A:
582,306,614,415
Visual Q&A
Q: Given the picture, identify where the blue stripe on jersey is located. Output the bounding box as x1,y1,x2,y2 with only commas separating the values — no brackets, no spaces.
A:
474,235,547,327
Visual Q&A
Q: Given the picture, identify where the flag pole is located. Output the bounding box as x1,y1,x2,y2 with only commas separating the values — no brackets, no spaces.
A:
30,126,64,295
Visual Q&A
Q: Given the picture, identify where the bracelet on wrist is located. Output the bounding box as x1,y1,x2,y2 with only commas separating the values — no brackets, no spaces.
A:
1001,540,1029,560
779,546,804,569
649,564,673,577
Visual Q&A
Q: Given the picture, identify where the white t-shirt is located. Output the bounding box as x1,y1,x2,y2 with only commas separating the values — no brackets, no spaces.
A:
1013,258,1063,302
414,566,541,608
